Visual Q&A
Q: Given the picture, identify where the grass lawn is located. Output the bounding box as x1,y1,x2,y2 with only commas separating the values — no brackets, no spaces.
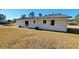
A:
0,25,79,49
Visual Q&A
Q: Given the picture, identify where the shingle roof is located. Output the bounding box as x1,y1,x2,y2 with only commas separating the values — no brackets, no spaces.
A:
17,14,72,20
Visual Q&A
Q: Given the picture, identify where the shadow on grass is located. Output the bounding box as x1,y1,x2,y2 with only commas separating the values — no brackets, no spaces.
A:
30,28,79,35
30,28,65,33
67,28,79,34
0,24,13,26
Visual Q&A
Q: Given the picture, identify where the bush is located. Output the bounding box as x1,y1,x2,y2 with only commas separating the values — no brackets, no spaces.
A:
35,27,39,30
19,25,22,28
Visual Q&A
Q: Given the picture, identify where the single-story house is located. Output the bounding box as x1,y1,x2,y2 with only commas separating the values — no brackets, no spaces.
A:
16,14,71,32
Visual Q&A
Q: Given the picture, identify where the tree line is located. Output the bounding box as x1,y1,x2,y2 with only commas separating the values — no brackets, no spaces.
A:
0,12,43,24
20,12,42,19
0,11,79,25
69,14,79,25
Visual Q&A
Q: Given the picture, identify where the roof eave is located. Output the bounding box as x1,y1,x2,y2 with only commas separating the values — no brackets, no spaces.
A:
16,16,72,20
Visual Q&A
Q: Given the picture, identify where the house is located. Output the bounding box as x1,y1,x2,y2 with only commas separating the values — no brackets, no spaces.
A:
16,14,71,32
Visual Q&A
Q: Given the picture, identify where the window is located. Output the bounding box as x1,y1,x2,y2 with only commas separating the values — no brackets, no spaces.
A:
33,20,35,23
43,20,46,24
25,21,29,26
51,20,55,25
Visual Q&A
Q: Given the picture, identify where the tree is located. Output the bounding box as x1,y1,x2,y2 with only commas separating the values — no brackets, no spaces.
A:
75,14,79,25
12,19,16,23
75,14,79,18
45,15,47,16
0,14,6,21
68,19,74,22
38,13,42,17
28,12,35,17
21,14,26,19
7,20,11,24
75,18,79,25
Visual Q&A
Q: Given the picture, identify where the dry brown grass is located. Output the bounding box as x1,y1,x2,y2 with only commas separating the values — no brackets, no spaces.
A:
0,25,79,49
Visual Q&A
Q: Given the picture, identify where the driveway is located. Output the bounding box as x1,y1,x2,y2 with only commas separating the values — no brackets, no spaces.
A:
67,25,79,29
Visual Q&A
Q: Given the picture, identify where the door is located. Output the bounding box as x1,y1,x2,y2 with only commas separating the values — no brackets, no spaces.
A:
25,21,29,27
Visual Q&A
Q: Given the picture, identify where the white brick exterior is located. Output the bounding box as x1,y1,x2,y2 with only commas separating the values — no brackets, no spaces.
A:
16,18,67,32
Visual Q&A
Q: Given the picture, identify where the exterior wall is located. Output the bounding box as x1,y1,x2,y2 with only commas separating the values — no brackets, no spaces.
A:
29,18,67,32
16,18,67,32
16,20,25,28
53,19,67,32
29,20,37,28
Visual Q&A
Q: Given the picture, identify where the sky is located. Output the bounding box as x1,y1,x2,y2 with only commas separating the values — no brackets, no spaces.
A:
0,9,79,20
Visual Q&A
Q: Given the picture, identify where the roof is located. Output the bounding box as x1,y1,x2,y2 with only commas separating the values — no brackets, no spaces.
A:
17,14,72,20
